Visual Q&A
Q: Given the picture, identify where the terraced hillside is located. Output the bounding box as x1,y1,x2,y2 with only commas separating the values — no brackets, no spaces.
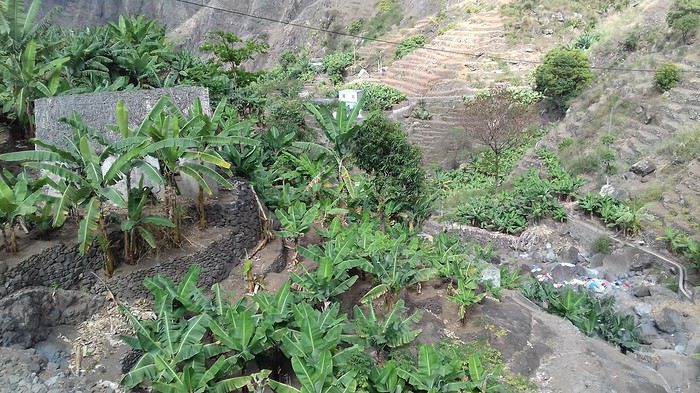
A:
533,0,700,237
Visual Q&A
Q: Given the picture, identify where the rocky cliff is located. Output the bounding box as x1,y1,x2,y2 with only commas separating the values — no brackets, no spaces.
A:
42,0,447,68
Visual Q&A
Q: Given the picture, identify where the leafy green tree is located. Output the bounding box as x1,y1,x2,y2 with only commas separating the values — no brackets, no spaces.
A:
0,115,154,276
200,31,269,85
322,51,353,84
668,0,700,42
352,112,428,227
534,47,594,110
303,98,365,199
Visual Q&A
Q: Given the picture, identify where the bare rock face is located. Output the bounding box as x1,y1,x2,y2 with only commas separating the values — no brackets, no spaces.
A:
42,0,445,68
0,288,105,348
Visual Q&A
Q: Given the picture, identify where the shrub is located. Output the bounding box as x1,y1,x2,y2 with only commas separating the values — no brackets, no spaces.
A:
622,32,640,52
348,19,364,34
655,63,681,92
567,153,601,175
412,99,432,120
591,235,613,255
558,138,575,151
534,47,594,110
509,86,544,105
323,52,354,84
394,35,427,59
668,0,700,42
352,113,427,220
343,82,407,110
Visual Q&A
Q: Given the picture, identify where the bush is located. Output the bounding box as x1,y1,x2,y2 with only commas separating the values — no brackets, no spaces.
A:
352,113,427,218
412,99,432,120
348,19,364,34
622,32,640,52
558,138,574,151
394,35,427,59
591,235,613,255
534,47,594,110
668,0,700,41
343,82,407,110
323,52,354,84
655,63,681,92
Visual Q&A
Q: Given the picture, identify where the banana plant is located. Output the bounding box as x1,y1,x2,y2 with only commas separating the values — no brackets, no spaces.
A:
182,99,257,229
347,299,422,360
121,185,174,265
0,117,153,276
447,276,485,325
398,345,469,393
369,360,408,393
291,237,363,306
136,97,234,244
0,171,50,252
300,97,365,198
0,39,69,138
275,200,319,265
361,242,437,309
0,0,55,55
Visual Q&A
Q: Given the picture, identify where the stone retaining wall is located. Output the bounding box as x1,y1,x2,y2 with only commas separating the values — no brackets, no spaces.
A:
0,181,260,301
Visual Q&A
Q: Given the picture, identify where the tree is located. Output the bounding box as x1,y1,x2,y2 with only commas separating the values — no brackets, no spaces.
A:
200,31,269,85
534,47,594,110
462,87,536,186
668,0,700,43
352,112,427,227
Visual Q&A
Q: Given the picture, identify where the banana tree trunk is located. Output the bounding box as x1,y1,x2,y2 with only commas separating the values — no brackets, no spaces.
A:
1,227,7,252
385,291,397,310
246,269,255,294
165,180,181,245
99,217,116,277
8,226,18,253
197,186,207,229
284,237,299,265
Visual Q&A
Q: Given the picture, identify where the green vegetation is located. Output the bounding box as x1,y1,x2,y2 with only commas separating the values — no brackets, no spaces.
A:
655,63,681,92
661,227,700,268
352,113,428,224
0,171,50,252
524,281,640,352
361,0,403,40
667,0,700,42
348,19,364,35
412,99,433,120
200,31,269,85
394,35,427,59
658,126,700,163
577,193,642,236
534,47,594,110
591,235,614,255
323,51,354,84
343,82,407,110
622,31,640,52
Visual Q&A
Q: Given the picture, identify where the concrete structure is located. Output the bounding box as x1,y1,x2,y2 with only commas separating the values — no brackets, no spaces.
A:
34,87,213,199
338,89,363,110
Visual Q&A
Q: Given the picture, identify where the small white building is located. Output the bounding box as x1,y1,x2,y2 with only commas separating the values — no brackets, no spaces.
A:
338,89,364,111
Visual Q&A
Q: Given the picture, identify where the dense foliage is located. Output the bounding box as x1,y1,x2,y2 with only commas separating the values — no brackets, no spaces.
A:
343,81,407,111
668,0,700,42
577,193,642,236
394,34,427,59
655,63,681,92
352,113,429,226
662,227,700,268
323,51,354,84
524,281,641,352
534,47,594,110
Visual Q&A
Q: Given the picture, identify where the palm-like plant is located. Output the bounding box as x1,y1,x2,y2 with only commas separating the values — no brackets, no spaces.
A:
0,0,56,55
0,110,157,276
275,200,319,265
361,243,437,308
397,345,469,393
0,39,69,137
291,235,363,306
300,97,365,198
447,276,485,325
347,299,422,360
0,171,50,252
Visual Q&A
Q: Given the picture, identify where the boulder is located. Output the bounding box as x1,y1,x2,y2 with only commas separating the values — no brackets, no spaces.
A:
639,321,660,344
481,265,501,288
634,303,652,317
633,286,652,297
631,159,656,176
654,308,685,334
357,68,369,79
